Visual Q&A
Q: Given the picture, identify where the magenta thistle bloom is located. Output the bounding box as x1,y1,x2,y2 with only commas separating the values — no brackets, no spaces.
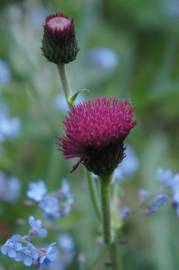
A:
58,97,136,176
42,13,78,64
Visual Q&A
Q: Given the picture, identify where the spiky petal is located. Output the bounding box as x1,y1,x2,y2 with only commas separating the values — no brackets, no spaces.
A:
58,97,136,176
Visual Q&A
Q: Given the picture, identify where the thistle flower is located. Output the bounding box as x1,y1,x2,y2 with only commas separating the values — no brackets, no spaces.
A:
58,97,136,177
42,13,78,64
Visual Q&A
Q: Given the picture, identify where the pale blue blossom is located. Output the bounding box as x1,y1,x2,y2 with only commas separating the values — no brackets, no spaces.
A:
59,234,74,253
5,177,21,202
54,92,85,114
145,192,168,215
138,188,151,202
156,168,174,188
156,168,179,217
113,145,139,182
27,180,47,202
1,235,22,259
0,116,21,142
29,5,47,25
163,0,179,16
0,102,21,142
0,60,11,85
38,180,73,219
1,217,56,268
157,168,179,203
28,216,47,238
171,174,179,210
39,195,60,220
120,207,132,220
17,244,39,267
57,180,74,216
0,102,8,115
40,243,56,267
50,235,74,270
88,48,119,70
0,172,21,202
0,117,21,141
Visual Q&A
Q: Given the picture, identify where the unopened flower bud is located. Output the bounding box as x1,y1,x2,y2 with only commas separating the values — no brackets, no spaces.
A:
42,13,79,64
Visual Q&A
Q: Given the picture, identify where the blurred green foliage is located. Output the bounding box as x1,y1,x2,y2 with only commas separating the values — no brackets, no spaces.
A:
0,0,179,269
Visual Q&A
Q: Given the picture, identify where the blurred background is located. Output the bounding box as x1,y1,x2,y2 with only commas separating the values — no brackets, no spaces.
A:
0,0,179,269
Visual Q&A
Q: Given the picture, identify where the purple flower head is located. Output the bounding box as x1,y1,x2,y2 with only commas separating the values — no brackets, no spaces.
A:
28,216,47,238
58,97,136,176
27,180,47,202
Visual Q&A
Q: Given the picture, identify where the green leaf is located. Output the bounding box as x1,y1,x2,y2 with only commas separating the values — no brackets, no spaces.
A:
68,89,90,107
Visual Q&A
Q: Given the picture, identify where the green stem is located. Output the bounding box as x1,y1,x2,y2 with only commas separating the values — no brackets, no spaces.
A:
57,63,72,106
85,170,101,220
100,175,122,270
100,177,111,245
57,63,101,222
109,242,122,270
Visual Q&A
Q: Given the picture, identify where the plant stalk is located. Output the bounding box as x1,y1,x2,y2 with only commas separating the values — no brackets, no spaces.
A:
57,62,121,270
100,175,121,270
57,63,101,221
57,63,72,106
100,177,111,245
85,170,101,220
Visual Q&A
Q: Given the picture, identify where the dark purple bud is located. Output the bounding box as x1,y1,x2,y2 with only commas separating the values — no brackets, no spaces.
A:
42,13,79,64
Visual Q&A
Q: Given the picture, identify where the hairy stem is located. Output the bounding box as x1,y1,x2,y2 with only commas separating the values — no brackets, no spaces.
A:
57,64,72,106
100,176,112,245
85,170,101,220
100,175,121,270
109,242,122,270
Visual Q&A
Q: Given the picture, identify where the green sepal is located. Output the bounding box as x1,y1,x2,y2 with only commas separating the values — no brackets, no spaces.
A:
68,89,90,107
